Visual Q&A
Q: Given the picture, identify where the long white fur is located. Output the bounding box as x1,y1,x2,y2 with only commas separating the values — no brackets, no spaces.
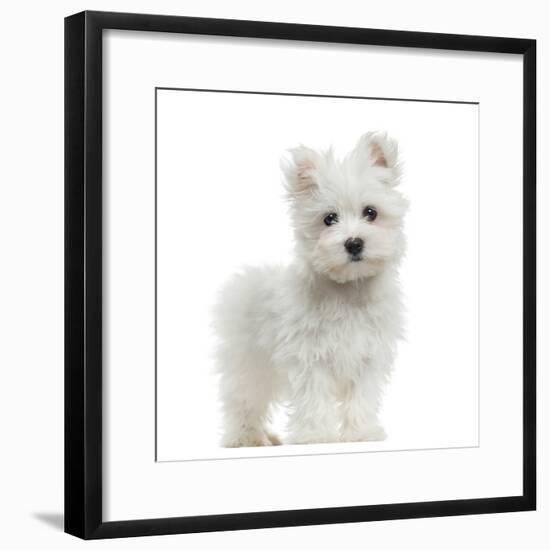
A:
213,131,408,447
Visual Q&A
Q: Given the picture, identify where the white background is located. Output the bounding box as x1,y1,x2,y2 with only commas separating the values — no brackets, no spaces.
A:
103,28,521,521
156,90,479,461
0,1,547,549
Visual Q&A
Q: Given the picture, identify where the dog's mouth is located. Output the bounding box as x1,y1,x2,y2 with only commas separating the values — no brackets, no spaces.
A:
350,255,363,263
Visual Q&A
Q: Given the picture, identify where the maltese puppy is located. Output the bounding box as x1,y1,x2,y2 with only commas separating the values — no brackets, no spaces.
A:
213,132,407,447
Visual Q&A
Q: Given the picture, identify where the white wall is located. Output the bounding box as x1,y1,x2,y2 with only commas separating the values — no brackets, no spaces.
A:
0,0,546,547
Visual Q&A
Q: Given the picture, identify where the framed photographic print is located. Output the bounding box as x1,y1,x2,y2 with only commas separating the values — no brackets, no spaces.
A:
65,10,536,539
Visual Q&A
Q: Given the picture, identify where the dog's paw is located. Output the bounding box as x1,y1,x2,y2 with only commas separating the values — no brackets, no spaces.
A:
222,429,275,448
265,430,282,446
341,424,387,443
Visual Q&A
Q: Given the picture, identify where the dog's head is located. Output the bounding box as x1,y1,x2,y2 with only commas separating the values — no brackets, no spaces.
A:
282,132,408,284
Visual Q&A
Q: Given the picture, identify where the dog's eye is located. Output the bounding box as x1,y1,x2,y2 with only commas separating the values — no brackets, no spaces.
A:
363,206,378,222
323,213,339,226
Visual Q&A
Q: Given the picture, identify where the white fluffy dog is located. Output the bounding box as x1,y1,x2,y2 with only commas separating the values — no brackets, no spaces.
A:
213,132,408,447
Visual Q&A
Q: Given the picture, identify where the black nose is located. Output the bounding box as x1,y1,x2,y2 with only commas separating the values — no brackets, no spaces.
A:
344,237,364,256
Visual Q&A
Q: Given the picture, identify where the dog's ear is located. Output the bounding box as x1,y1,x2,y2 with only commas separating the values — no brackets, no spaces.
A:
357,131,398,168
352,131,401,185
281,145,321,196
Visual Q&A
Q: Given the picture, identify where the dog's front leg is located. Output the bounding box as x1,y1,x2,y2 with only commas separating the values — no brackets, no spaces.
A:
285,365,339,445
340,366,388,442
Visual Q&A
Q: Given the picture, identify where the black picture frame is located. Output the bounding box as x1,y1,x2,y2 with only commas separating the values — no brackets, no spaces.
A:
65,10,536,539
